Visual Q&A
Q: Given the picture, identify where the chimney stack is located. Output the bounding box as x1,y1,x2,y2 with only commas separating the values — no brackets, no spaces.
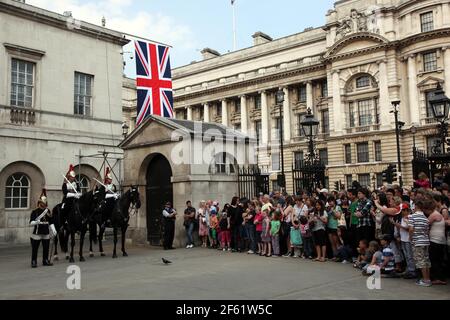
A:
252,32,273,46
201,48,221,60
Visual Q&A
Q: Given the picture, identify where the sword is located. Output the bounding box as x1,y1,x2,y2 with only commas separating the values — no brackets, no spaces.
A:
62,174,81,197
93,178,116,194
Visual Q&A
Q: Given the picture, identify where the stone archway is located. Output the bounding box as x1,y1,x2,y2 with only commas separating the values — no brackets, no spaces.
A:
146,154,173,246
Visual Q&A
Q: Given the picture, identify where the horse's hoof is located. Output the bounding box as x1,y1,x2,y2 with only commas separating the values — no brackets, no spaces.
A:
89,252,94,258
69,257,75,263
53,256,59,261
101,252,106,257
122,252,128,257
80,256,85,262
112,254,118,259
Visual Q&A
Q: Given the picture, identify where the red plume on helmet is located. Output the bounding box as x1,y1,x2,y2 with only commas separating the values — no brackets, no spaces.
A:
104,167,112,183
66,164,76,178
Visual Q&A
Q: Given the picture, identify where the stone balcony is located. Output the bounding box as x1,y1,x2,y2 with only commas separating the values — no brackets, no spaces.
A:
9,106,36,125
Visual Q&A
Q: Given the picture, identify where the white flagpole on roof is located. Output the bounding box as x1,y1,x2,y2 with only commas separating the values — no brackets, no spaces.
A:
232,0,237,51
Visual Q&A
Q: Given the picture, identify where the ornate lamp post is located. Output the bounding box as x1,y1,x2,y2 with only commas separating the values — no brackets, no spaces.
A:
411,125,417,151
391,100,403,187
300,108,322,192
122,122,130,139
276,88,286,189
429,83,450,155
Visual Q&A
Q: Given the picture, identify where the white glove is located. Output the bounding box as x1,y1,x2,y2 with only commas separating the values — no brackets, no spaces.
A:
50,224,57,238
67,192,77,199
75,193,81,199
114,193,119,200
30,220,39,226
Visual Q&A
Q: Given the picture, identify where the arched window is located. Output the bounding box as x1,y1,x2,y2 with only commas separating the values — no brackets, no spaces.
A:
356,76,370,88
76,175,90,194
210,153,236,175
5,173,30,209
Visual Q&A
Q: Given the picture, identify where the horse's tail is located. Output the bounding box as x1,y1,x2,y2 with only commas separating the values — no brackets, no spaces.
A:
89,221,98,244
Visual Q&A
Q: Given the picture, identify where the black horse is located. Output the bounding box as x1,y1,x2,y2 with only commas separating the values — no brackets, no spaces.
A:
66,190,103,263
89,187,141,258
51,203,70,261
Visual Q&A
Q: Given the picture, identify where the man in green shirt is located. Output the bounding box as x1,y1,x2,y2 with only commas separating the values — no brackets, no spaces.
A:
348,189,359,258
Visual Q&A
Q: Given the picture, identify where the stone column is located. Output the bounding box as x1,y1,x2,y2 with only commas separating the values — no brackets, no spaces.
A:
332,70,343,134
187,106,193,121
261,91,269,145
443,47,450,95
407,54,420,124
378,59,391,129
306,81,314,113
203,103,210,123
240,95,248,134
282,87,291,143
221,100,228,127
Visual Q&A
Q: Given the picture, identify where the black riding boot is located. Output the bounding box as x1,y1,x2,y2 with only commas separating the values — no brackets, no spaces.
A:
42,239,53,266
31,239,40,268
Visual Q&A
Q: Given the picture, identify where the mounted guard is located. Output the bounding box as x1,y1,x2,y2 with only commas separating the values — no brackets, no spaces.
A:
102,167,119,227
62,164,81,214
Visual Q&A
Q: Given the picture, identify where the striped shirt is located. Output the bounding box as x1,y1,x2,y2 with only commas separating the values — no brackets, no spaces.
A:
408,212,430,247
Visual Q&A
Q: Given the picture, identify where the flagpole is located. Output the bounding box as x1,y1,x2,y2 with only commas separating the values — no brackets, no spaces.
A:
232,0,237,51
120,31,173,48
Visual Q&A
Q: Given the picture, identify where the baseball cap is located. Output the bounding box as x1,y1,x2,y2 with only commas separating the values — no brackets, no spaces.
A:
397,203,410,214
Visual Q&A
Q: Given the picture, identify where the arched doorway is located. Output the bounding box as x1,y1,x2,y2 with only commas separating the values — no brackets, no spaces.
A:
146,154,173,246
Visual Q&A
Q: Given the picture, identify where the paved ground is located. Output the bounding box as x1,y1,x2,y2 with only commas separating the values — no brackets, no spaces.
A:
0,242,449,300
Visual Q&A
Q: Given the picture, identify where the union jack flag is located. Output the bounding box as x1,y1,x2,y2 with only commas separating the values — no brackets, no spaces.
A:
135,40,173,126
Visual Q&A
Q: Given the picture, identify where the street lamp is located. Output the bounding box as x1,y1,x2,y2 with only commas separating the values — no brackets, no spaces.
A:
276,88,286,189
122,122,129,139
300,108,320,162
429,83,450,154
390,101,403,187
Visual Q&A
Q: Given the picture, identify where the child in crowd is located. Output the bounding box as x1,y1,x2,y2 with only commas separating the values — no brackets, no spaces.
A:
209,211,219,249
288,219,303,258
299,216,313,259
379,234,396,276
353,239,369,268
394,204,417,279
270,211,281,257
362,241,382,275
219,211,231,251
408,199,432,287
253,205,264,255
261,207,272,257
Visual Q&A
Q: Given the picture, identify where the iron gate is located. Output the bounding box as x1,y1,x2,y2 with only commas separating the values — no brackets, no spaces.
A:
412,148,430,181
237,166,270,199
292,161,326,195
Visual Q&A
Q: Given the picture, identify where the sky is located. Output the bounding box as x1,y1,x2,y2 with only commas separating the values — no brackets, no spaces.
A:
27,0,335,77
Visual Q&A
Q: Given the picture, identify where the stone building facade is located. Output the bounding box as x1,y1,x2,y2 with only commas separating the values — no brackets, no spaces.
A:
171,0,450,194
0,0,128,243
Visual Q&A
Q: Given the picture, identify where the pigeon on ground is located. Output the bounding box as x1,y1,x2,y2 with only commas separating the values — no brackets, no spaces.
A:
162,258,172,264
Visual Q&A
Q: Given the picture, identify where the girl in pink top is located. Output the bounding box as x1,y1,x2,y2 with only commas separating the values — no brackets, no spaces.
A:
253,205,263,255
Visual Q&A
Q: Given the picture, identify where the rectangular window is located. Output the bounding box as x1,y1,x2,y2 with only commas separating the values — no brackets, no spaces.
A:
321,110,330,134
254,95,261,110
298,85,307,103
426,91,436,118
216,104,222,116
319,149,328,166
235,100,241,113
423,52,437,72
274,118,282,140
74,72,93,116
294,151,304,169
376,173,383,188
345,144,352,164
272,152,280,171
349,102,356,128
298,114,305,137
346,175,353,189
357,142,369,163
199,107,204,120
358,99,372,126
321,80,328,98
421,11,434,33
255,120,262,145
11,59,34,107
358,174,371,188
272,181,281,192
374,141,382,162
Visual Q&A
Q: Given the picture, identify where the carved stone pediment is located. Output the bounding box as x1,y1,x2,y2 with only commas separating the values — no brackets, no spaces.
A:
249,109,261,121
336,8,380,41
292,102,307,115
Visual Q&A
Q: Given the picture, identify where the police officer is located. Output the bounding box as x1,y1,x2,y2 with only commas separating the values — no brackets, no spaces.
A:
162,202,177,250
30,189,56,268
62,164,81,216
